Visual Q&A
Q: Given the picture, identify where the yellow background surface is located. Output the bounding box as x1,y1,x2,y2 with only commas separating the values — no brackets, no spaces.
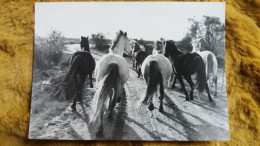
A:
0,0,260,145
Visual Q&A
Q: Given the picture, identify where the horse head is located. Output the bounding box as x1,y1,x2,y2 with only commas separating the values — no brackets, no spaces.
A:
191,38,201,52
109,30,131,56
162,40,182,59
153,40,164,54
133,42,141,52
80,36,90,52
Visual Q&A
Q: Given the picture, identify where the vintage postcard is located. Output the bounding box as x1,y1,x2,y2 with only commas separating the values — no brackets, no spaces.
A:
29,2,229,141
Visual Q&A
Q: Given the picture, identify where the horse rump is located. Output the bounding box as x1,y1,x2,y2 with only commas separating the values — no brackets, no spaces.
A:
141,60,163,105
90,63,120,124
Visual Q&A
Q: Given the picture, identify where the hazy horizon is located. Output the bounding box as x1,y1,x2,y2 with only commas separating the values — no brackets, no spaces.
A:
35,2,225,41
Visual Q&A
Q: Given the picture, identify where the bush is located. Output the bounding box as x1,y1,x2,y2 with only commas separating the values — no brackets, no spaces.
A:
91,33,109,51
176,33,193,53
34,30,65,69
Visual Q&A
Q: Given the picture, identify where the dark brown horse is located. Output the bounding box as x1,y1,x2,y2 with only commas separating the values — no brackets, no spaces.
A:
55,36,95,111
135,51,147,78
162,40,213,102
133,43,148,78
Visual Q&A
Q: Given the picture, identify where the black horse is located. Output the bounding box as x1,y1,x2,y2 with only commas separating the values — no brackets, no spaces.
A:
163,40,213,102
133,43,147,78
135,51,147,78
55,36,96,110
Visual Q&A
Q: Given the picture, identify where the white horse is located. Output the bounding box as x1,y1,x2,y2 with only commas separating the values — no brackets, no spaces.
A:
139,41,172,113
90,30,132,136
191,39,218,96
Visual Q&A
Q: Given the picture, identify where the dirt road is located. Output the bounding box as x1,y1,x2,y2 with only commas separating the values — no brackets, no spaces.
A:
29,49,229,141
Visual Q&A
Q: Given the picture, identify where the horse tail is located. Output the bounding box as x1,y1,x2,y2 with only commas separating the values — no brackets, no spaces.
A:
141,60,163,105
54,55,81,99
90,63,120,124
195,55,207,93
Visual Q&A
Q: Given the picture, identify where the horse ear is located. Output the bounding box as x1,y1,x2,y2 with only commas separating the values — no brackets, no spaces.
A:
119,30,123,35
124,32,127,37
86,36,89,39
81,36,84,40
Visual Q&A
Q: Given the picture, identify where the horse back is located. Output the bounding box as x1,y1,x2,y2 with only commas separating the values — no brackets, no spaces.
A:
136,51,147,63
70,51,95,72
142,54,172,84
174,53,204,75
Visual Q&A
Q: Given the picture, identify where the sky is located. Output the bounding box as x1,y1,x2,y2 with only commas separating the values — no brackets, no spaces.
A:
35,2,225,41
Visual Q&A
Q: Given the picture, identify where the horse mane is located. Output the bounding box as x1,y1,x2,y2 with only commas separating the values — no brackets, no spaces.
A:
133,42,141,52
154,41,163,50
165,40,182,58
110,30,126,50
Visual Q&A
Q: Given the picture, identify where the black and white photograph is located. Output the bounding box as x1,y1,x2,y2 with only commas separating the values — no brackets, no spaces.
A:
29,2,229,141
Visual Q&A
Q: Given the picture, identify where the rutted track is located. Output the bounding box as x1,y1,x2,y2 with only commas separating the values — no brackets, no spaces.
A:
29,48,229,140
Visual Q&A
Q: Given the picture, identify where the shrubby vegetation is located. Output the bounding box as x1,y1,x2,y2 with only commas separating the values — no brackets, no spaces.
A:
91,33,110,51
34,30,65,69
176,33,193,53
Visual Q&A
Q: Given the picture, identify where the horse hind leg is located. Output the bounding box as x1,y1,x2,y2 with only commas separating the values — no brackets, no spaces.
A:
176,74,190,101
117,87,126,103
108,88,117,120
137,65,142,78
71,74,80,111
205,82,214,102
89,73,93,88
213,77,217,97
171,75,177,89
159,79,164,113
77,73,87,102
184,75,195,101
132,57,135,68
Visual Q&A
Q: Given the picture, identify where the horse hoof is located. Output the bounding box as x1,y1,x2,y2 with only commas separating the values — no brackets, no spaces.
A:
148,103,154,111
159,107,164,113
90,85,93,88
210,100,216,107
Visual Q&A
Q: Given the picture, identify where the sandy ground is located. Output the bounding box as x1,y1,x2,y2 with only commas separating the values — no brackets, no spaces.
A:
29,45,229,141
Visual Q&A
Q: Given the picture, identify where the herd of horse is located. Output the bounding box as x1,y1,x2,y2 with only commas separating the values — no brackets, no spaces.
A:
55,30,223,136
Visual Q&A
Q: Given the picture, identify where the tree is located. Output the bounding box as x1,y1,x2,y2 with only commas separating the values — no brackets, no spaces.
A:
47,30,64,66
203,16,225,53
188,16,225,56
